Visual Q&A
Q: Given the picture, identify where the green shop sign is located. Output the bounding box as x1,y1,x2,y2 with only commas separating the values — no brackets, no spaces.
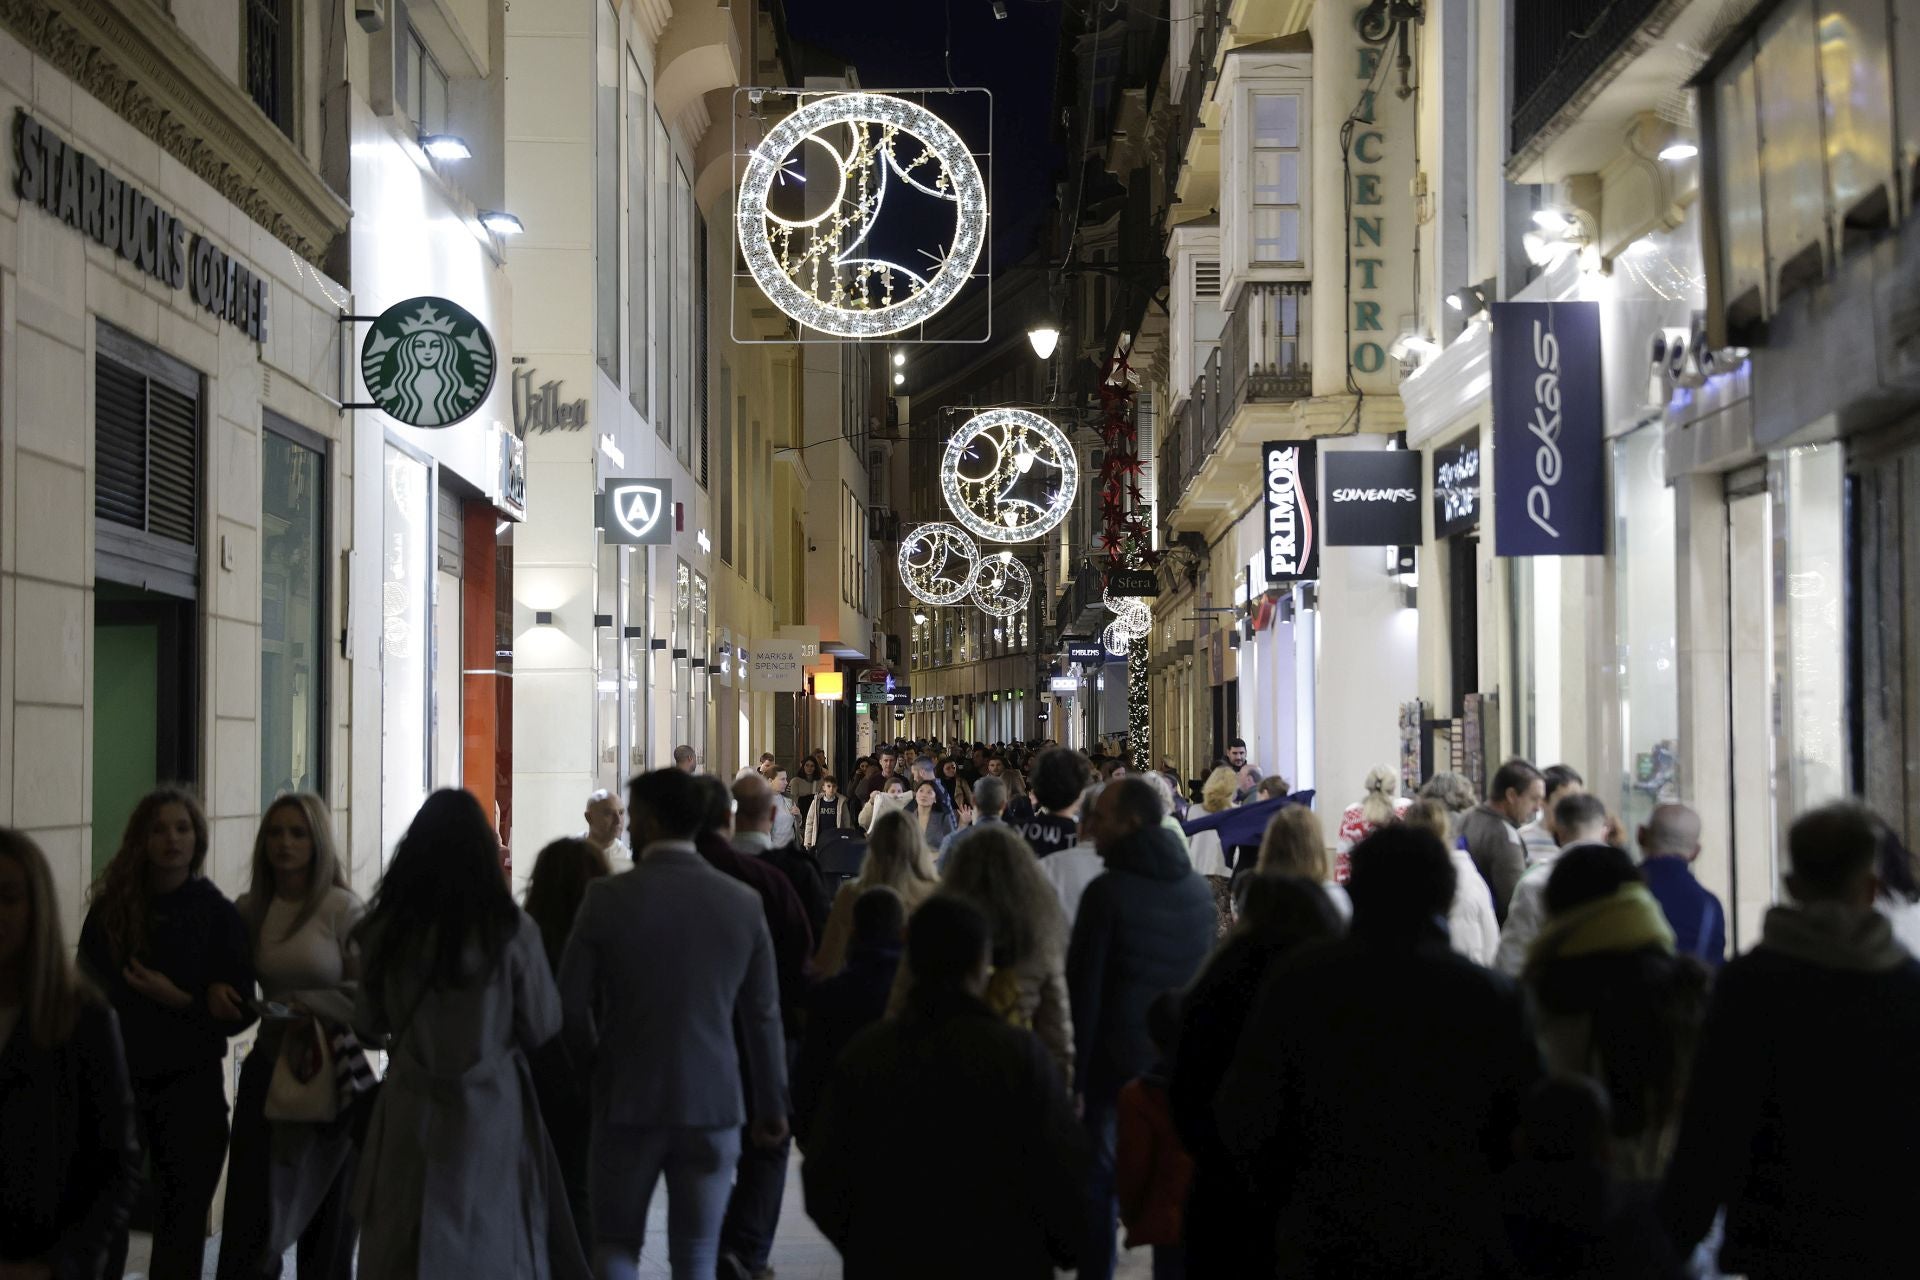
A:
359,296,497,428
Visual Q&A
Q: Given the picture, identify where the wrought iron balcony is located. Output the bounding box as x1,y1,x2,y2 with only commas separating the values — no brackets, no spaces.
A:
1509,0,1666,159
1167,0,1228,193
1223,282,1311,417
1158,345,1225,533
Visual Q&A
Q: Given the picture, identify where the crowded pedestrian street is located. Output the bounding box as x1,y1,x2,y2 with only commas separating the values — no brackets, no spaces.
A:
6,0,1920,1278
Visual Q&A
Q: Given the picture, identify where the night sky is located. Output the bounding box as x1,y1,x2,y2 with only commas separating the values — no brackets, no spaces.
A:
781,0,1065,267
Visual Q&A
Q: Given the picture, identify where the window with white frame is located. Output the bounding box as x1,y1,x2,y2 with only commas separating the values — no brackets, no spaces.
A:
1251,94,1303,265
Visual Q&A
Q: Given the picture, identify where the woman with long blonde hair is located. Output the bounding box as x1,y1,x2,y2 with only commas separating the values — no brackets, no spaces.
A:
1186,767,1243,924
892,824,1074,1077
1255,805,1351,921
0,828,141,1279
814,808,938,976
216,793,367,1280
79,787,255,1280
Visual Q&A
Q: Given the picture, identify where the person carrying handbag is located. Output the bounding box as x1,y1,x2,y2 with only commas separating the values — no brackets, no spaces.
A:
215,795,369,1280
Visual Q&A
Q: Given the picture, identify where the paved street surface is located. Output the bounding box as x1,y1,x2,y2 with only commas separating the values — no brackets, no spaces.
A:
125,1149,1153,1279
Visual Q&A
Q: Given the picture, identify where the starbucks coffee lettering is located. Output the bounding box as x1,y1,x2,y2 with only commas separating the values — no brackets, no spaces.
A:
13,111,268,343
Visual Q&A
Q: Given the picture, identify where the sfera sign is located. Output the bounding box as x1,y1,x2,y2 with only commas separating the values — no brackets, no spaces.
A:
1324,450,1422,546
14,111,268,342
1261,441,1319,581
1492,301,1604,556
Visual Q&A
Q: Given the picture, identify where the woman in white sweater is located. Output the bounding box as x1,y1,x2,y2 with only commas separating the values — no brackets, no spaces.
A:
1403,798,1500,966
216,794,365,1280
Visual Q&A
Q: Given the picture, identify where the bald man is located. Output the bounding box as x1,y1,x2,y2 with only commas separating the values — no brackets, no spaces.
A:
1639,802,1726,966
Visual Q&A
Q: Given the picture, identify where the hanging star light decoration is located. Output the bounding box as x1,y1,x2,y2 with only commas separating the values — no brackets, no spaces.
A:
969,551,1032,618
737,92,987,338
897,522,983,606
940,407,1079,543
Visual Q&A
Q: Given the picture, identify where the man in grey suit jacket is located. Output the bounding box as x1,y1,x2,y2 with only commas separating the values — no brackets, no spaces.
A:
559,767,788,1280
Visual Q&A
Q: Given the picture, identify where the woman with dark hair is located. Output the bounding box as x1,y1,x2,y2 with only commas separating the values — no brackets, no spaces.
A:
1171,875,1344,1277
792,756,822,819
350,790,585,1280
0,827,141,1280
78,787,254,1280
217,794,366,1280
1523,844,1708,1186
522,837,612,1251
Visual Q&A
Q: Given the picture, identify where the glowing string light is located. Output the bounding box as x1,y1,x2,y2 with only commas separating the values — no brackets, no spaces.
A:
737,92,987,338
898,522,983,606
940,408,1079,542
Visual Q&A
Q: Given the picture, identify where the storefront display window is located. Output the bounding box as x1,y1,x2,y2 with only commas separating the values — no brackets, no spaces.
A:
693,570,709,761
674,558,691,754
260,421,326,802
596,541,621,794
626,548,651,774
382,442,432,861
1775,443,1847,812
1613,424,1678,832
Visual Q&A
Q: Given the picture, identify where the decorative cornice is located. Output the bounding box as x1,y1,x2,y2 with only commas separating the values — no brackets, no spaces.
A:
0,0,352,266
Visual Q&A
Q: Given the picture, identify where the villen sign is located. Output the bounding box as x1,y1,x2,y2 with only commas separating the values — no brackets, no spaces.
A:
595,478,674,545
1492,301,1604,556
1261,441,1319,581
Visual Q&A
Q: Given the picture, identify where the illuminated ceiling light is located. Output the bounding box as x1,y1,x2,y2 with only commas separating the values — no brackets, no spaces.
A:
480,210,525,236
735,91,988,338
1523,229,1580,267
1531,208,1571,233
1028,325,1061,359
898,522,983,605
912,611,928,625
893,371,906,386
940,407,1079,543
892,352,907,367
1658,142,1699,162
969,552,1032,618
420,133,472,160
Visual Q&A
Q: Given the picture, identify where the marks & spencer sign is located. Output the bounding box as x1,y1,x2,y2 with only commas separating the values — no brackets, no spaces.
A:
1324,450,1422,546
14,112,268,342
1492,301,1604,556
1261,441,1319,581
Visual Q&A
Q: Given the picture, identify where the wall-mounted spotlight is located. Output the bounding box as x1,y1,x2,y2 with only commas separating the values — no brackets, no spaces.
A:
420,133,471,160
892,371,905,386
534,610,555,626
1657,141,1698,162
1445,282,1493,318
1028,324,1061,360
892,352,906,368
480,210,525,236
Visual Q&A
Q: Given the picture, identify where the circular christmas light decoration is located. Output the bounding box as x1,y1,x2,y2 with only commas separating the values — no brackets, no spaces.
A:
940,408,1079,542
969,552,1032,618
897,522,982,606
1103,619,1142,655
1103,592,1152,633
736,92,987,338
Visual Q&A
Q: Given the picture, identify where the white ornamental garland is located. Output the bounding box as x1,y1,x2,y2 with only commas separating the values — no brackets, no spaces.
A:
940,408,1079,543
969,552,1032,618
736,93,987,338
897,522,982,606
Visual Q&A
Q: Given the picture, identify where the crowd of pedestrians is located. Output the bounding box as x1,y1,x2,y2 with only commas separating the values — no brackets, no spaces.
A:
7,735,1920,1280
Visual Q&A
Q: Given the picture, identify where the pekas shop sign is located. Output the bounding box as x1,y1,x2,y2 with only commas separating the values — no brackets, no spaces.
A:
1261,441,1319,581
1492,301,1605,556
1323,449,1422,546
14,112,267,342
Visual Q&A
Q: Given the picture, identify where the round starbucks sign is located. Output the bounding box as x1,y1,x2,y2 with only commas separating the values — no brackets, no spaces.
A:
359,296,497,428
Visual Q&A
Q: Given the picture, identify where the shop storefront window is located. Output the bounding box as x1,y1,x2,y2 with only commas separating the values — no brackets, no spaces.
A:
674,558,691,754
260,422,325,802
1613,425,1679,833
1776,443,1847,812
381,442,432,861
626,548,651,773
596,540,620,794
693,570,709,761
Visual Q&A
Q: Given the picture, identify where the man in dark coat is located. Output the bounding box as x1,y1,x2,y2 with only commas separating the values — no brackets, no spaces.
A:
803,896,1087,1279
732,773,832,945
1661,801,1920,1279
1216,824,1541,1278
1067,777,1218,1280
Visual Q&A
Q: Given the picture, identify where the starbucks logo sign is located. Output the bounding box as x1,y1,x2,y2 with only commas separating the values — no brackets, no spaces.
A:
360,297,497,428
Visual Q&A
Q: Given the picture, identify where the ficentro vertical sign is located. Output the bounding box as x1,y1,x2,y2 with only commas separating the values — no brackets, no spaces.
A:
1349,12,1390,376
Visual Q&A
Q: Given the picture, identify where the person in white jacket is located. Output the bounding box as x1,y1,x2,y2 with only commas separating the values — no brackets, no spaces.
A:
1404,799,1498,965
1494,791,1612,976
1038,784,1107,931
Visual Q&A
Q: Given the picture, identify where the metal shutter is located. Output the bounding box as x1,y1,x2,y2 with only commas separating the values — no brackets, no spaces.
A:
145,380,199,546
94,358,147,531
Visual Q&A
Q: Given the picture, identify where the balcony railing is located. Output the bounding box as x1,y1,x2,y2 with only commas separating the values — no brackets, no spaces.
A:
1223,282,1311,418
1159,345,1225,530
1510,0,1665,159
1168,0,1228,193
